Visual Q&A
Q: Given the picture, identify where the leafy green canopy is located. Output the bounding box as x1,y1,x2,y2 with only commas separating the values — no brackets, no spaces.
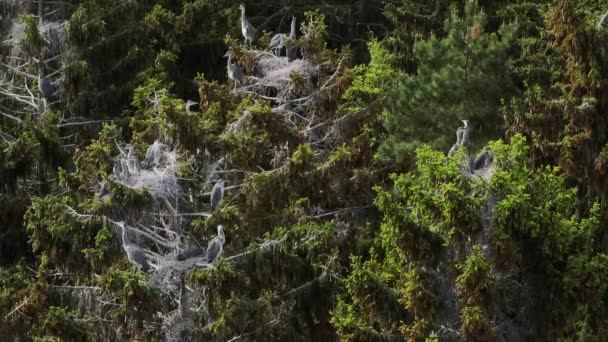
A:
380,0,517,162
333,135,607,340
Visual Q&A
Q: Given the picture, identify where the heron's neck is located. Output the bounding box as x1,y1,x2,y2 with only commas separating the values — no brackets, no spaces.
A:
226,55,232,66
240,8,245,20
121,225,128,245
290,19,296,37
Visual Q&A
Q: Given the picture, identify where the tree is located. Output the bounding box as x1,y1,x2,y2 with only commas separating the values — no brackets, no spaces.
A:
380,0,516,162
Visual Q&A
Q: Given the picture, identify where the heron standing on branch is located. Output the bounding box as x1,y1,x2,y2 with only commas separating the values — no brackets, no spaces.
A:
224,51,243,90
210,180,225,209
118,222,150,272
268,33,286,56
239,4,256,47
205,225,225,264
125,144,141,176
142,140,162,169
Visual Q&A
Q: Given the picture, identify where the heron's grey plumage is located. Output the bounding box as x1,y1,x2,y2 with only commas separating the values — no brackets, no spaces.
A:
177,246,205,261
210,180,225,209
119,222,150,272
268,33,286,55
448,120,470,158
142,140,162,169
286,16,297,62
239,5,256,46
597,11,608,29
125,144,141,175
205,225,225,263
473,148,492,170
224,52,243,90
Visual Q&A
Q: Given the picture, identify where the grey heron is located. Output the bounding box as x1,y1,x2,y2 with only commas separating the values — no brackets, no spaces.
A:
205,225,225,264
239,4,256,47
38,51,55,111
598,11,608,29
118,222,150,272
268,33,286,56
473,148,492,170
224,51,243,90
286,16,297,62
457,120,470,147
125,144,141,176
210,180,225,209
177,246,205,261
185,99,198,113
142,140,162,169
448,120,470,158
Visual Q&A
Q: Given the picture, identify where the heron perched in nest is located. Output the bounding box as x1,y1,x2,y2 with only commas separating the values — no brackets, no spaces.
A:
125,144,141,176
118,222,150,272
268,16,298,61
142,140,162,169
205,225,226,264
223,51,243,90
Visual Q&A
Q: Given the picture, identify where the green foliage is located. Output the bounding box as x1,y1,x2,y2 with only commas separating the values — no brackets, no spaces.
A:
456,245,493,306
5,0,608,340
98,267,162,329
380,0,517,161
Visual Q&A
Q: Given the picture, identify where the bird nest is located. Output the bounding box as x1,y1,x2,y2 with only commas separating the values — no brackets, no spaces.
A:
110,144,180,200
240,51,319,104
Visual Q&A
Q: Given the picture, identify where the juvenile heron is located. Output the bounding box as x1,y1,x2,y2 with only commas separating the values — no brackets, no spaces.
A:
205,225,225,264
210,180,225,209
268,33,286,56
473,148,492,170
177,246,205,261
125,144,141,176
286,16,297,62
239,4,256,47
224,51,243,90
118,222,150,272
142,140,162,169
